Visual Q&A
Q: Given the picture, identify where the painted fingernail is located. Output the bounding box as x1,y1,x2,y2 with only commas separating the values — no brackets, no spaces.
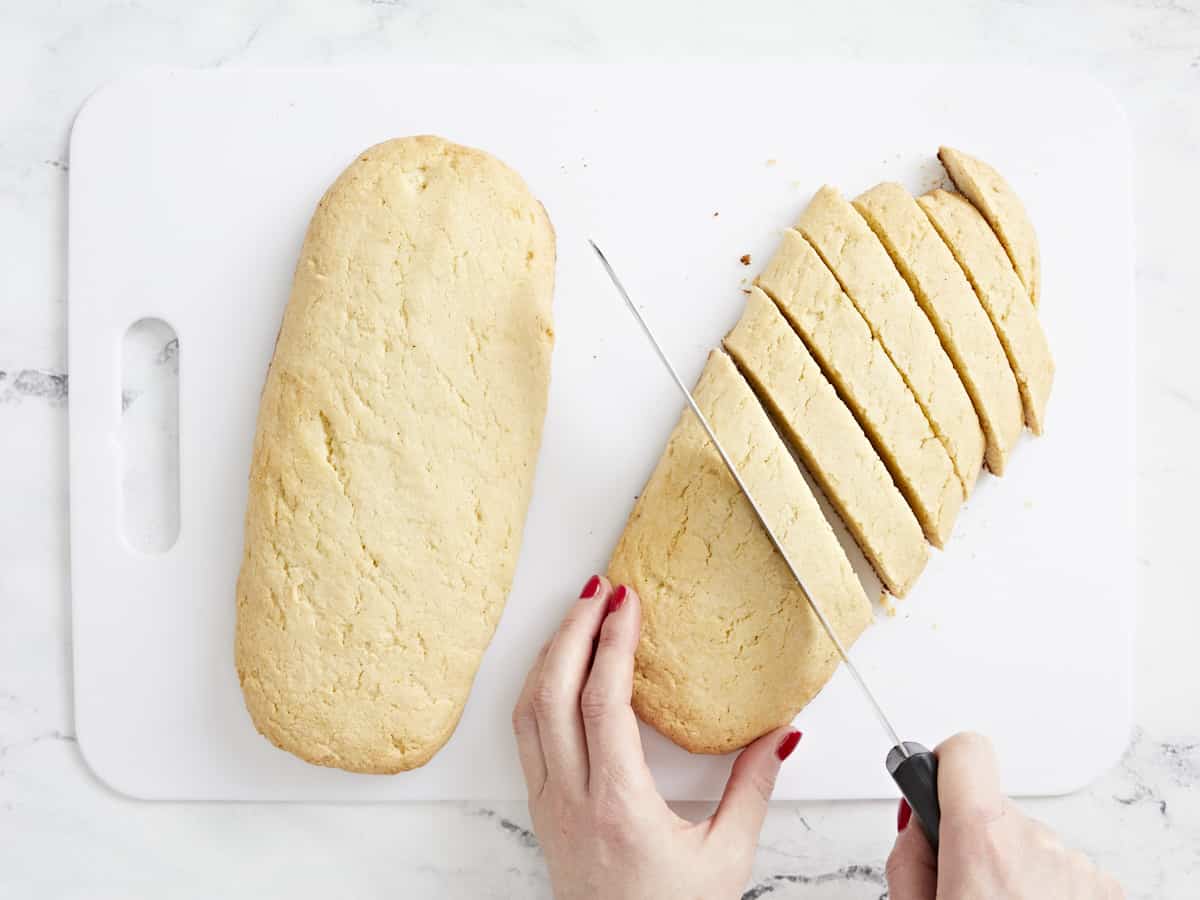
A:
897,798,912,832
580,575,602,599
607,585,628,614
775,729,802,761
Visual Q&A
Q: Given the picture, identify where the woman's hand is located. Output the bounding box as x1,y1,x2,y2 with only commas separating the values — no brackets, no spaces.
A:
511,575,800,900
887,732,1124,899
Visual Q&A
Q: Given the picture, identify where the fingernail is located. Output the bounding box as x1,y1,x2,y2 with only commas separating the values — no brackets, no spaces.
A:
897,798,912,832
607,585,628,614
579,575,602,599
775,729,802,761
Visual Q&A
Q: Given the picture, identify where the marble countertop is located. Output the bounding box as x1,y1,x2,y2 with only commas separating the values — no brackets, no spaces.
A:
2,1,1198,897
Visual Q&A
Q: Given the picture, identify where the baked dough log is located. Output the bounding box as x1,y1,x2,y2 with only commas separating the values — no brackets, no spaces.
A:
854,182,1023,475
938,146,1041,308
919,189,1054,433
608,350,873,755
724,288,928,596
797,186,985,495
757,229,961,548
235,136,555,773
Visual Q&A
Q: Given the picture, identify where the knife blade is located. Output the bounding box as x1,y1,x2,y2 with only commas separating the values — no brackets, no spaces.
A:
590,239,942,853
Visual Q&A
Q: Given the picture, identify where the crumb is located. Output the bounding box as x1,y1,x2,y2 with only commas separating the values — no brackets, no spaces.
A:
931,622,939,631
739,254,751,266
1024,499,1033,510
741,288,752,295
713,211,720,217
881,594,897,617
766,159,777,167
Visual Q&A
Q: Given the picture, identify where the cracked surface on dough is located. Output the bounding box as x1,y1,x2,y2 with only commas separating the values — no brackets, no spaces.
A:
854,182,1023,475
919,189,1055,434
756,230,961,548
235,136,555,773
607,351,872,755
797,186,984,495
724,288,927,596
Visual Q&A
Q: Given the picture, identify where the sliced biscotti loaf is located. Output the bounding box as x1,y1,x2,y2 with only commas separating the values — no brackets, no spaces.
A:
854,182,1023,475
919,189,1054,434
798,186,985,495
939,146,1041,308
235,136,555,773
608,350,872,755
724,288,928,596
756,230,961,549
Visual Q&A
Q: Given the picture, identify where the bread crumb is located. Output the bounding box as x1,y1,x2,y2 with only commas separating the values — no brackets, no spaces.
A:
713,211,720,217
740,254,752,266
766,159,777,167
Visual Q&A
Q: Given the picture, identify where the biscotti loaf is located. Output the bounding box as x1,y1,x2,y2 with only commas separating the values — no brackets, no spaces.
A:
853,182,1023,475
724,288,928,597
938,146,1041,307
608,351,872,755
798,186,985,495
235,136,555,773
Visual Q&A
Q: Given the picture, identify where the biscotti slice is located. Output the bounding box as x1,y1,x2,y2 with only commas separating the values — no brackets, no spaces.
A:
854,182,1023,475
724,289,928,596
797,186,985,494
919,189,1055,433
757,230,961,548
235,136,555,773
938,146,1041,307
608,351,872,755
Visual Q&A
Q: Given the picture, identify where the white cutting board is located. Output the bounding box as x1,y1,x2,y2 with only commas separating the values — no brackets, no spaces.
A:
68,65,1135,802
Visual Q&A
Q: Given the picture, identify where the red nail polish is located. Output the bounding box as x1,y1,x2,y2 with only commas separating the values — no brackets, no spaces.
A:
775,729,802,761
580,575,601,599
897,798,912,832
607,585,628,614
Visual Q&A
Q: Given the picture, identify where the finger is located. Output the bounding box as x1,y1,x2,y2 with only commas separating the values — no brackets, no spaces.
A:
708,725,800,849
935,731,1005,829
885,799,938,900
532,574,613,792
581,585,652,793
512,638,552,801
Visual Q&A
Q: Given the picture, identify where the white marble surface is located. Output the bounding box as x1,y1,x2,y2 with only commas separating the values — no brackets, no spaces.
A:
1,1,1197,897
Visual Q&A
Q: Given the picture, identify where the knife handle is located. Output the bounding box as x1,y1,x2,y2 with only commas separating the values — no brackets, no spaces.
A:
887,742,941,855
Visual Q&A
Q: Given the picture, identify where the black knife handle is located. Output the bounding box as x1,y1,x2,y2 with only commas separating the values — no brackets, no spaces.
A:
887,742,941,855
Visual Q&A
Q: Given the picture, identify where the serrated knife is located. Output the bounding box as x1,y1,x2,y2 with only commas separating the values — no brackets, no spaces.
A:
590,239,942,854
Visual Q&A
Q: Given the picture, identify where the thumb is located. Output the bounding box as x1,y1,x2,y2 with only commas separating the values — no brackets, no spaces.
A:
708,726,800,848
885,799,938,900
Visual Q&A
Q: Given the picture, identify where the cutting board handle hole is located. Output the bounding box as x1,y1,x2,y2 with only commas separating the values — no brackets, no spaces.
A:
119,318,180,554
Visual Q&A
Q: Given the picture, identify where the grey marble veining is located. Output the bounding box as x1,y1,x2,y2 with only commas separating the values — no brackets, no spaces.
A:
2,1,1198,898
